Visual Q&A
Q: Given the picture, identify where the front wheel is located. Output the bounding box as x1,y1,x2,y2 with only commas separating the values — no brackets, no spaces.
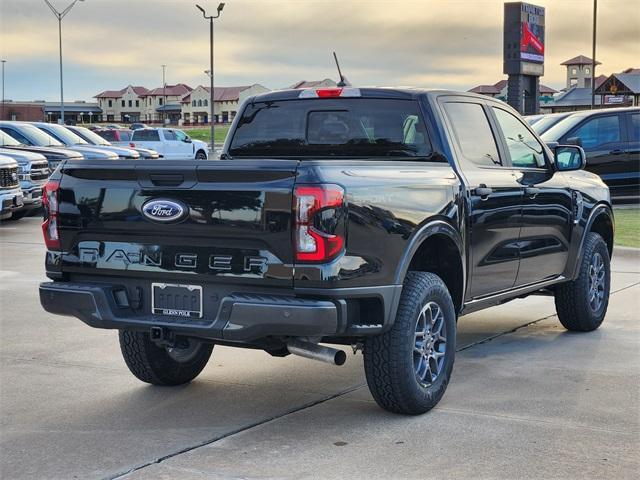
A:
554,232,610,331
195,150,208,160
364,272,456,415
119,330,213,386
5,210,28,221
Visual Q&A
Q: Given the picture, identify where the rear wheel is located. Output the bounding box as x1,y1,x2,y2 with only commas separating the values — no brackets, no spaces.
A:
364,272,456,415
119,330,213,386
555,232,610,331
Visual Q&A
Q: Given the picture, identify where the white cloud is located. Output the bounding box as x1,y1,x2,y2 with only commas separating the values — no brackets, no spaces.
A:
1,0,638,100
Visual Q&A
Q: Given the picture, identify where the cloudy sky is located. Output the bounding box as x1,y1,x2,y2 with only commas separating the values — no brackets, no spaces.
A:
1,0,639,101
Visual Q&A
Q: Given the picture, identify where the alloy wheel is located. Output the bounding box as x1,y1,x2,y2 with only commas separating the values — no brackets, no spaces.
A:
413,301,447,386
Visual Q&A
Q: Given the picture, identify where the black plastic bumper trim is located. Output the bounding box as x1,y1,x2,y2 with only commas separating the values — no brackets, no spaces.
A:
39,282,340,342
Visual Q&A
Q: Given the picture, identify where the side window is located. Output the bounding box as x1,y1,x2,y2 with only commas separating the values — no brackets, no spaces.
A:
174,130,187,142
120,131,132,141
443,102,501,167
163,130,177,141
570,115,621,149
628,113,639,142
492,107,545,168
99,131,116,142
1,127,32,145
133,130,160,142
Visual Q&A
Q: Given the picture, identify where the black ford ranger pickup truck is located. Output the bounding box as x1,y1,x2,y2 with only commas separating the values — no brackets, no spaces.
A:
39,88,614,415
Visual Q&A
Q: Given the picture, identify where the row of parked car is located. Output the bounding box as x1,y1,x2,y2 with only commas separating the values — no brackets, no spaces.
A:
526,106,639,202
0,121,210,220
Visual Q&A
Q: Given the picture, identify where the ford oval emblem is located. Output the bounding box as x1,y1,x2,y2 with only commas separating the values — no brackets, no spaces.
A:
141,199,188,223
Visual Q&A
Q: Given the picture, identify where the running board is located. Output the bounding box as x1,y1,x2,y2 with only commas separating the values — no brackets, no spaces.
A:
461,276,566,315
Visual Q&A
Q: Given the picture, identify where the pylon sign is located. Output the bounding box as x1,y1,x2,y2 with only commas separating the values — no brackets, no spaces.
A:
503,2,545,114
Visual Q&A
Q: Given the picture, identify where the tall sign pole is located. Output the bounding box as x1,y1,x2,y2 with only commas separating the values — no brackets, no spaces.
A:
504,2,545,115
591,0,597,109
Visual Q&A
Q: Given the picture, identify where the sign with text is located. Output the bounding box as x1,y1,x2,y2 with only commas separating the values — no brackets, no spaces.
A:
504,2,545,76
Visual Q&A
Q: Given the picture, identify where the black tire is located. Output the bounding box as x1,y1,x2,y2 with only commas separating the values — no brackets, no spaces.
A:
195,150,207,160
118,330,213,386
5,210,28,221
555,232,610,332
364,272,456,415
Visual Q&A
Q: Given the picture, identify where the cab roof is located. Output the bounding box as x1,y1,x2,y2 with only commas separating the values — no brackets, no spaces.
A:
248,87,489,103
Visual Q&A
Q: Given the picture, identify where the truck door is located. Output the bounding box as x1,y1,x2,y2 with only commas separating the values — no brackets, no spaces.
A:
441,99,522,299
160,129,181,159
621,111,640,200
563,113,628,199
490,105,573,286
174,129,195,159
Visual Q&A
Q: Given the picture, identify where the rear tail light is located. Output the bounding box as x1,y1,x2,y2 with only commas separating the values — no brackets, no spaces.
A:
129,142,136,148
42,180,60,250
293,184,345,263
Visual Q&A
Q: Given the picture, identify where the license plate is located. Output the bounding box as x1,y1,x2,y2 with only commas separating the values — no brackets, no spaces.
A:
151,283,203,318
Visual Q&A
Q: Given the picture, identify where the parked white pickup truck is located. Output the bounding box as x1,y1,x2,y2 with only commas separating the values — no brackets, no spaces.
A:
130,128,209,160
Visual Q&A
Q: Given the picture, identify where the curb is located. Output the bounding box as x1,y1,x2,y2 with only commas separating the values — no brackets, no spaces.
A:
613,245,640,261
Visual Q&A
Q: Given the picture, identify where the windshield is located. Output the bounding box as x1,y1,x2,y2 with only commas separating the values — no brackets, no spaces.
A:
541,115,585,142
71,126,111,145
228,98,432,158
42,124,89,145
532,114,571,135
0,130,21,146
19,124,65,147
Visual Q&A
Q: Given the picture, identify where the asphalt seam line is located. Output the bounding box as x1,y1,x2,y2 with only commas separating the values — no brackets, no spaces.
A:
108,281,640,480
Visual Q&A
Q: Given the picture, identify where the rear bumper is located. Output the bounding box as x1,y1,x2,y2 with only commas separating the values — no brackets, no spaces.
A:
40,281,401,342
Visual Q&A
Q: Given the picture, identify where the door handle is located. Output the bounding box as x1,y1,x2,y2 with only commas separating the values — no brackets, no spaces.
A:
524,187,540,197
473,186,493,200
609,149,624,155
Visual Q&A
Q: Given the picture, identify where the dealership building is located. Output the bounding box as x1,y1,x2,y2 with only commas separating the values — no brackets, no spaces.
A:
0,100,101,123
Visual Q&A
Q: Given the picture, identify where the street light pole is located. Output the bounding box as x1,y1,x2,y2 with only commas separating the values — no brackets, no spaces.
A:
1,60,6,120
196,3,225,150
44,0,85,125
162,64,166,124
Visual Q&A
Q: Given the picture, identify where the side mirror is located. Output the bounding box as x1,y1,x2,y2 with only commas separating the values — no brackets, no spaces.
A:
565,136,582,147
555,145,586,172
184,137,192,143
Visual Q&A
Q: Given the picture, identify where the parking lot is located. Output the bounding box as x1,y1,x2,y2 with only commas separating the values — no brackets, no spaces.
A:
0,217,638,480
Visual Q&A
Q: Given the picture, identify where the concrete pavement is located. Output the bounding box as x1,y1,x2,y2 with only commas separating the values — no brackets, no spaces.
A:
1,218,638,479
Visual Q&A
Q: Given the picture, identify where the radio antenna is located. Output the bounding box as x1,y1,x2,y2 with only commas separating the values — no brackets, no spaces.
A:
333,51,350,87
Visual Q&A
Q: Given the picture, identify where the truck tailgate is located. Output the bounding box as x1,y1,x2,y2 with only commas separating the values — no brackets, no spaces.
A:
56,159,298,287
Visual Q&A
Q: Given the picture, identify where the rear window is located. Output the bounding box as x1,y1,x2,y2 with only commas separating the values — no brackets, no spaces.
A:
132,130,160,141
228,99,432,158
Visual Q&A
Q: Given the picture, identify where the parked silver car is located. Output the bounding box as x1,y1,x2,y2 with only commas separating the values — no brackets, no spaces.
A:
68,125,160,159
31,122,127,160
0,122,116,161
0,129,83,172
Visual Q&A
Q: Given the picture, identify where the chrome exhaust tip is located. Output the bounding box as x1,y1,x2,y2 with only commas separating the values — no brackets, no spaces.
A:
287,339,346,366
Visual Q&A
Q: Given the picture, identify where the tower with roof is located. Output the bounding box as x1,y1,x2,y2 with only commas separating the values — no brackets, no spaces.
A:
561,55,601,89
